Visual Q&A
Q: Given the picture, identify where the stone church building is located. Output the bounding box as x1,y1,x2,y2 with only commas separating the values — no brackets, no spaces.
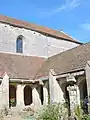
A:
0,14,90,114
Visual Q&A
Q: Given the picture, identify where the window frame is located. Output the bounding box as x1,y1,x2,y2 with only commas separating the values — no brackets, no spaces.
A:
16,35,23,53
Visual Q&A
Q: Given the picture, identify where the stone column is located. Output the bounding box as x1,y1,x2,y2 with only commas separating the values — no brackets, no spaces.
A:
67,85,80,116
32,87,41,107
16,84,24,108
86,61,90,113
49,69,65,104
76,85,80,106
0,73,9,109
43,82,48,105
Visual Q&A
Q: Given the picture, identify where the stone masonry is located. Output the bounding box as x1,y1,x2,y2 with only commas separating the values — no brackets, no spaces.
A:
0,22,79,58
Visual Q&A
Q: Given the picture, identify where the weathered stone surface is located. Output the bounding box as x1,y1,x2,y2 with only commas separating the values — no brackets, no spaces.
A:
86,61,90,113
16,84,25,108
32,87,41,108
0,74,9,110
67,85,80,116
43,82,48,105
0,22,79,58
49,69,65,103
86,61,90,99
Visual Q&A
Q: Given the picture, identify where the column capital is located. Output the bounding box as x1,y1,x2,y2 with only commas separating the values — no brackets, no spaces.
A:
66,74,76,82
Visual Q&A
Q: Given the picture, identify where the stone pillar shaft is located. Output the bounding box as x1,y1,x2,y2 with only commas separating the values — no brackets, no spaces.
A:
43,86,48,104
32,87,41,107
49,70,64,103
16,84,24,107
0,74,9,109
67,85,80,116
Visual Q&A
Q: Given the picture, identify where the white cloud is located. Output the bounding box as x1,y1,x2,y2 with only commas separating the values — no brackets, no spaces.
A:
80,23,90,30
53,0,80,13
40,0,80,17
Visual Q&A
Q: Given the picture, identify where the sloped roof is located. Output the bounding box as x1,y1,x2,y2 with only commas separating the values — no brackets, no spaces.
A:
36,43,90,79
0,53,45,79
0,43,89,80
0,14,82,44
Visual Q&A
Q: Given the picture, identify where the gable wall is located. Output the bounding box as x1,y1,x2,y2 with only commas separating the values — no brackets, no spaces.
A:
0,22,79,58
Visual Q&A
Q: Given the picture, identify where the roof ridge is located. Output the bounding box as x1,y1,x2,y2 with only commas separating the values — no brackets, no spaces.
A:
60,31,79,42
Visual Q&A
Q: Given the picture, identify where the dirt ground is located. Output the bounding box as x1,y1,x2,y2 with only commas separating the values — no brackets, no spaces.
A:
1,116,24,120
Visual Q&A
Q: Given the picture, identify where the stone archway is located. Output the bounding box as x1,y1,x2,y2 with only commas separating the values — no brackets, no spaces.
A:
61,82,78,116
24,85,32,105
9,85,16,107
65,85,70,115
61,83,71,116
79,79,88,101
40,85,44,105
79,79,88,114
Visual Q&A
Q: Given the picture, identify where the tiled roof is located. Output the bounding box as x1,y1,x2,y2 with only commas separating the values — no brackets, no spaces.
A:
0,14,82,44
0,53,45,79
0,42,89,80
36,43,90,79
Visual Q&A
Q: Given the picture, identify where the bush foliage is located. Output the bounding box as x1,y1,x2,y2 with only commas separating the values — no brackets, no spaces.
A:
35,103,68,120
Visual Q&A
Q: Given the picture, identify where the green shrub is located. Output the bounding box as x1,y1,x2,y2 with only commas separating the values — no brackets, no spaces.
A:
35,103,68,120
74,105,90,120
74,105,83,120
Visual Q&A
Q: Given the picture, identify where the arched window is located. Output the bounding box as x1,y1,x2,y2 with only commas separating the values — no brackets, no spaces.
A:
16,35,23,53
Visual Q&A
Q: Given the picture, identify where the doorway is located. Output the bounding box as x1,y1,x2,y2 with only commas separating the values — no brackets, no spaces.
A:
24,85,32,105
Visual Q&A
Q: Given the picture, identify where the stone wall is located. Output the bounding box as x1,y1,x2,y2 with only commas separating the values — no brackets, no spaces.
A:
0,22,79,58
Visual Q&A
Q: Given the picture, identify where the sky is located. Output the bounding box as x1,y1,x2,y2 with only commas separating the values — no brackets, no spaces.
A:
0,0,90,43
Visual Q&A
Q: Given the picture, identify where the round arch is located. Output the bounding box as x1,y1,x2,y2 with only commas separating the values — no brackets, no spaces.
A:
40,85,44,105
9,85,16,107
24,85,32,105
